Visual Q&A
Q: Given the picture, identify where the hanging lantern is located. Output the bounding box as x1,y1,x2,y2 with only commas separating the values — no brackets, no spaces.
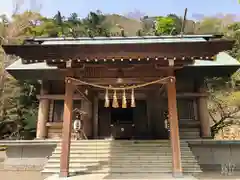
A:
112,90,119,108
131,88,136,108
122,89,127,108
104,89,110,108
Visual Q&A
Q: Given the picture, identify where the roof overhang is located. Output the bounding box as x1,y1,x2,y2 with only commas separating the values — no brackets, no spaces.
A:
3,36,237,80
5,60,65,80
177,52,240,78
6,52,240,80
2,38,234,66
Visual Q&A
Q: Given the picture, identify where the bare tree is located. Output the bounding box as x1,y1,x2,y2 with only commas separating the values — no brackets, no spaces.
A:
207,78,240,136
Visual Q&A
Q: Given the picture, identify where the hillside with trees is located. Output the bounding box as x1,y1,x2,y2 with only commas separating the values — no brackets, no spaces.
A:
0,2,240,139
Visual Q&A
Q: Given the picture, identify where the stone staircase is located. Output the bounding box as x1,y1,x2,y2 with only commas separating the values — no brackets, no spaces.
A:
42,140,201,176
179,119,201,139
180,128,200,139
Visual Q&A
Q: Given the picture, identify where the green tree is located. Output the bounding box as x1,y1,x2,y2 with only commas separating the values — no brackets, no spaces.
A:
155,16,176,35
83,11,110,36
140,16,155,35
225,22,240,60
167,14,182,34
0,1,41,139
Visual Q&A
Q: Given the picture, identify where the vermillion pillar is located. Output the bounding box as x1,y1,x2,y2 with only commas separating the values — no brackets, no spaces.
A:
60,77,74,177
167,76,183,177
36,81,49,139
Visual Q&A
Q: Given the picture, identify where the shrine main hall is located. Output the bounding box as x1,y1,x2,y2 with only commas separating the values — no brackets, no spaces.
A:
2,35,239,177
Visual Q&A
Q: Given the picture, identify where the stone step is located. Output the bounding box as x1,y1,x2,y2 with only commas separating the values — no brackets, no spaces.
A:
66,140,189,145
55,147,190,151
44,163,201,171
68,140,187,142
44,165,200,173
42,167,201,174
61,143,189,148
56,145,189,150
51,153,194,157
180,136,199,139
42,140,202,176
56,143,189,147
65,140,189,143
52,150,193,155
179,128,200,132
58,143,188,147
48,157,197,162
42,167,87,174
47,159,99,163
49,154,196,159
88,167,202,173
44,163,99,168
54,148,192,153
45,161,200,166
180,132,200,136
67,140,174,143
47,159,198,164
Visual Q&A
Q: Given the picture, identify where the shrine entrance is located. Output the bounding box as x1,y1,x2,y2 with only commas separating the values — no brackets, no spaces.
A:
110,106,134,139
98,100,148,139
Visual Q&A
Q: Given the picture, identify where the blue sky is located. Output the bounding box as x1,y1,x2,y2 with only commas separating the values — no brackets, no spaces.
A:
1,0,240,19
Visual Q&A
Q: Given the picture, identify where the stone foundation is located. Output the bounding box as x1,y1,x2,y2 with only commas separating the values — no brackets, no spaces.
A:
1,139,240,174
188,140,240,173
0,140,57,170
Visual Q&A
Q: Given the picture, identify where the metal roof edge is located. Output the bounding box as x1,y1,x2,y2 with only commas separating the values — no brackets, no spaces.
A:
190,52,240,67
6,59,57,70
24,34,223,43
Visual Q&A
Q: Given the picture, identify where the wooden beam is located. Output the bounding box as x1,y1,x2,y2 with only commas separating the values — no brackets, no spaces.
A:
167,75,183,177
60,77,74,177
75,86,94,103
37,94,83,100
71,77,169,85
162,92,208,98
48,61,189,68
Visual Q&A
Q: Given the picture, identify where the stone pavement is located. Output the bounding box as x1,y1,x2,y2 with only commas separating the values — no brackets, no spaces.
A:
45,173,198,180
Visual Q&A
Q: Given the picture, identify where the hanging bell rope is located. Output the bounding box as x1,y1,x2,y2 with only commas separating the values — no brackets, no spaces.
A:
68,77,169,90
131,88,136,108
104,89,110,107
122,89,127,108
112,90,119,108
69,77,170,109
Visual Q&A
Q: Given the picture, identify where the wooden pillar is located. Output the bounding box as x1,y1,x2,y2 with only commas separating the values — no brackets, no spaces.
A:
60,77,74,177
146,92,152,137
167,76,183,177
198,84,211,138
36,81,49,139
93,95,99,138
82,99,92,137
